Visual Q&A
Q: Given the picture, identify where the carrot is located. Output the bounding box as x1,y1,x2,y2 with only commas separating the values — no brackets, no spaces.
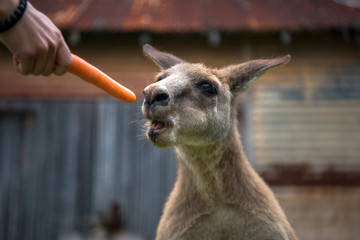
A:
68,54,136,103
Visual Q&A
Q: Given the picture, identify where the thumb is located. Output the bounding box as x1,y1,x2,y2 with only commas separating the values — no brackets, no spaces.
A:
13,54,34,75
53,41,72,76
13,55,22,72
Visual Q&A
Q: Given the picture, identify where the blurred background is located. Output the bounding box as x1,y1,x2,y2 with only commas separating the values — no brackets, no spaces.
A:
1,0,360,239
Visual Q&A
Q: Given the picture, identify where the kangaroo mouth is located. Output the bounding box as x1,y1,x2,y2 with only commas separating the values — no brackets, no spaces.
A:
151,120,165,131
148,119,173,143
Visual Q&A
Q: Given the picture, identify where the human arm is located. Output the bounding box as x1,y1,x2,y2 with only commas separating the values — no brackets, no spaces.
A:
0,0,72,76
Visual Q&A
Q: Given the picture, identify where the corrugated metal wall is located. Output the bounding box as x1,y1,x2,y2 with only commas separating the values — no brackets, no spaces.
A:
0,100,177,240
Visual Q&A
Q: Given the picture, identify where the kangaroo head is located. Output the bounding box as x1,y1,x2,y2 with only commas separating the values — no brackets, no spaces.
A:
142,44,290,148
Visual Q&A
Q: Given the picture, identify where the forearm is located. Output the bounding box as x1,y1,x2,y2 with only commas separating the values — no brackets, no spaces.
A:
0,0,19,21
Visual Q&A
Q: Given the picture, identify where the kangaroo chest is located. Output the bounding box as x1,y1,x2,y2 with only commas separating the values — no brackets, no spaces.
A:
157,204,290,240
180,206,247,240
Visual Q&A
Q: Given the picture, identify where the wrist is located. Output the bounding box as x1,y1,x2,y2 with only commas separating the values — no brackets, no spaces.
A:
0,0,27,33
0,0,19,21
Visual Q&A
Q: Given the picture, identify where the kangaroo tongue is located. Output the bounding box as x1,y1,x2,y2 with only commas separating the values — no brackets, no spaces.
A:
152,121,164,130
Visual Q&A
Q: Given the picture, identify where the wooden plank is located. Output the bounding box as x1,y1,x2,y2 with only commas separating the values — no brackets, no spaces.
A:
253,133,360,142
253,106,360,114
253,99,360,107
273,186,360,240
253,114,360,123
252,123,360,132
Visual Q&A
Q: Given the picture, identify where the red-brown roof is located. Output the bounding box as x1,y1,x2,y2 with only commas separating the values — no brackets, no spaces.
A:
31,0,360,32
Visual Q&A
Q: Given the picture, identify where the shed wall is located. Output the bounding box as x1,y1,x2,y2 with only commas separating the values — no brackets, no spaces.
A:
1,33,360,240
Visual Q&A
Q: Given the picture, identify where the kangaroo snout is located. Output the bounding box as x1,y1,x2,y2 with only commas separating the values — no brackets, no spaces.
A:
143,86,170,107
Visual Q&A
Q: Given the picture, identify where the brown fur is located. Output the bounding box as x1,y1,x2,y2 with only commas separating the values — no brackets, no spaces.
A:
141,44,297,240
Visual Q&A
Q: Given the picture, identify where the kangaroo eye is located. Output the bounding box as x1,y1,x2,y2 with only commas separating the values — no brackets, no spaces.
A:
197,81,218,97
156,76,164,82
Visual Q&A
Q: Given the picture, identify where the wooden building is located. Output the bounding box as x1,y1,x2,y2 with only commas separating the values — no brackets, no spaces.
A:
1,0,360,240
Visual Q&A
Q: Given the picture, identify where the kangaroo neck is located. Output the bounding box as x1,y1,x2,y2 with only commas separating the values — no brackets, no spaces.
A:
174,129,252,203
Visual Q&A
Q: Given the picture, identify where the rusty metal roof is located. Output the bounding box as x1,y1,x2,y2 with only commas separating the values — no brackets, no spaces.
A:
29,0,360,32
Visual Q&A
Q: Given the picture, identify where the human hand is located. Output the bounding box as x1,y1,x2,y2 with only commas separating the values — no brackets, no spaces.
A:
0,1,72,76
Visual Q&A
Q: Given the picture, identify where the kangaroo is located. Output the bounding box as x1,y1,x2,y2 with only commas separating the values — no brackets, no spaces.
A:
141,44,297,240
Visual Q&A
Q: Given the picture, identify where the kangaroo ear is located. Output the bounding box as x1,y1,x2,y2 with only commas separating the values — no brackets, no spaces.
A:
143,44,185,70
220,55,290,94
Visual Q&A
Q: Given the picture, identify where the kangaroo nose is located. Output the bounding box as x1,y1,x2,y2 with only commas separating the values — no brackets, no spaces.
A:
154,90,170,103
143,89,170,106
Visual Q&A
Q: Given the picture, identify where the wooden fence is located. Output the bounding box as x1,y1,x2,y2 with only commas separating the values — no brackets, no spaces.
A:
0,100,177,240
1,98,360,240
